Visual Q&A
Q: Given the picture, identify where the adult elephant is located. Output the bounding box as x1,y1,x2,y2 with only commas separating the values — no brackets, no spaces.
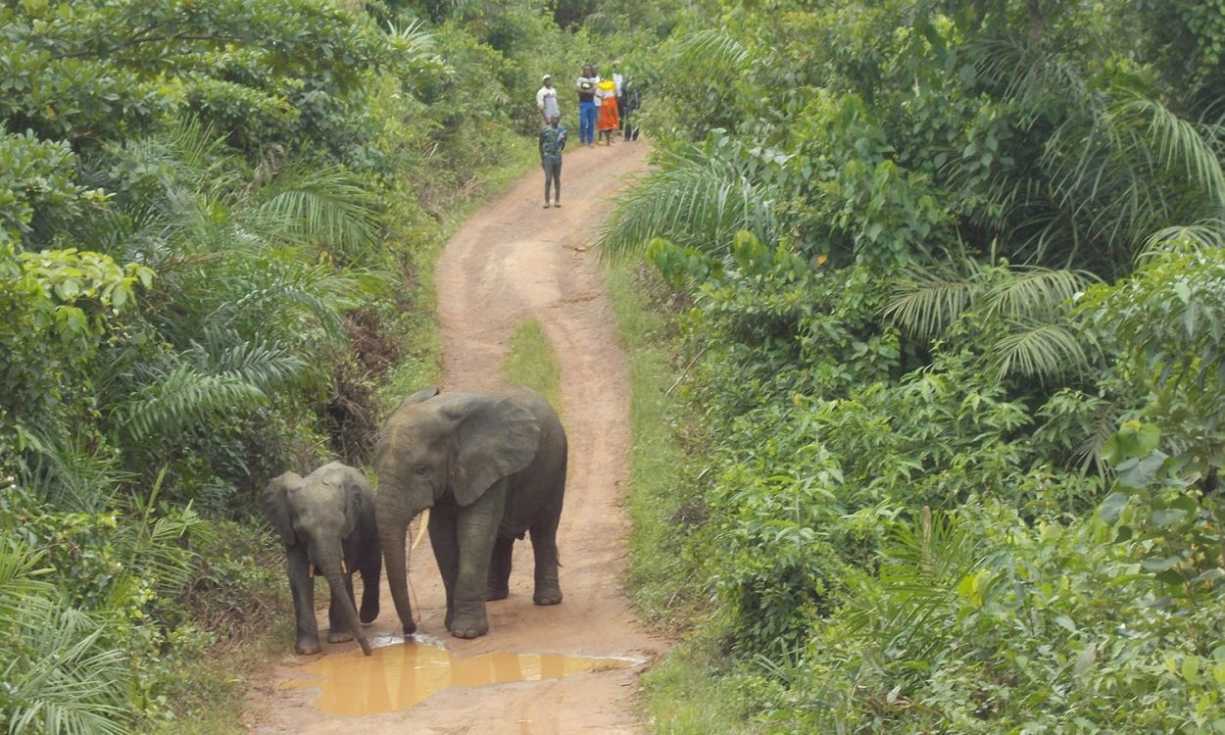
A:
262,462,380,656
375,386,567,639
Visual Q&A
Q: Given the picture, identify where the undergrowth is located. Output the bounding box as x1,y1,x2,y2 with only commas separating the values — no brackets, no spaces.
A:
608,262,758,733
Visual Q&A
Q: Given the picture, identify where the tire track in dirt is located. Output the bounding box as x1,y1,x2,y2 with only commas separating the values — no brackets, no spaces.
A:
243,141,664,734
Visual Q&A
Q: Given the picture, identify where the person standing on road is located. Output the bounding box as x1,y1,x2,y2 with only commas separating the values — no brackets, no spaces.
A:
539,115,566,208
611,61,625,136
622,77,641,141
536,74,560,124
596,77,620,145
576,64,599,146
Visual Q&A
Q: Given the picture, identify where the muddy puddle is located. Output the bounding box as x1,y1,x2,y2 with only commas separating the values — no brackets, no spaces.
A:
282,636,635,716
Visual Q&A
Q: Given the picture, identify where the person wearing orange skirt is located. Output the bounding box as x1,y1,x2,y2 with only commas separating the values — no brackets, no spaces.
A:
596,78,620,145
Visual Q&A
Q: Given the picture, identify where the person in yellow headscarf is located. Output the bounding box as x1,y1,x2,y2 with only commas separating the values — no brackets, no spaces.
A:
596,77,620,146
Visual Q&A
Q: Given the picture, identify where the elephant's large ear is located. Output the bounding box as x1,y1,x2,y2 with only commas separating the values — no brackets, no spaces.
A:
262,472,303,545
448,397,541,506
340,466,370,539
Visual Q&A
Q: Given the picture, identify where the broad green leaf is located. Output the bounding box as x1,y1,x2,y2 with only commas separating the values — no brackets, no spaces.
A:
1141,556,1181,572
1098,493,1130,523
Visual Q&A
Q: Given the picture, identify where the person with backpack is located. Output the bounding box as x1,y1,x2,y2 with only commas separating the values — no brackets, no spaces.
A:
539,115,567,208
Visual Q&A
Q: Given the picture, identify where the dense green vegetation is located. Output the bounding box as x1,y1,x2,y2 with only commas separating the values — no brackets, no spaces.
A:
609,1,1225,732
0,1,660,732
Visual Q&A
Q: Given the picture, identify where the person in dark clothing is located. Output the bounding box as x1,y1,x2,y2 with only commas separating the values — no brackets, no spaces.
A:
622,78,642,141
539,115,566,208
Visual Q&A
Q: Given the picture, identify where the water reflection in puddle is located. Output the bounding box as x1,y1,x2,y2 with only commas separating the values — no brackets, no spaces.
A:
282,636,635,716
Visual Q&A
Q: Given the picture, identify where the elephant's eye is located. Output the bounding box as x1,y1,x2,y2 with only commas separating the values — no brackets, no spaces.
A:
414,465,430,475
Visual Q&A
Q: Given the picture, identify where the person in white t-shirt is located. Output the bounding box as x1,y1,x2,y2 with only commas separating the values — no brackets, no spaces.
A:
536,74,560,123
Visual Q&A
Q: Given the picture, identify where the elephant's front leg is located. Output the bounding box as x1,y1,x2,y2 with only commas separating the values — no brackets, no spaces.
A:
428,503,460,631
286,546,321,654
451,487,507,639
326,574,357,643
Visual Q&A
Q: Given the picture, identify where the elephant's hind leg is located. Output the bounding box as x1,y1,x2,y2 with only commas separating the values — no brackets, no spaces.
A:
487,536,514,601
530,515,562,606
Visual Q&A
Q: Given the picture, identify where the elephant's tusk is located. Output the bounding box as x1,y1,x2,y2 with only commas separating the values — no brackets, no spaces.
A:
411,509,430,552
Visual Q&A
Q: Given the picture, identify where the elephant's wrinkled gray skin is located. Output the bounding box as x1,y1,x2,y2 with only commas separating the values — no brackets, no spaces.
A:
262,462,381,656
375,386,567,639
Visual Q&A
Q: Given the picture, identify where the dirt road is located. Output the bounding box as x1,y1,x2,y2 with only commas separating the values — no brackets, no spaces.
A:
243,140,663,734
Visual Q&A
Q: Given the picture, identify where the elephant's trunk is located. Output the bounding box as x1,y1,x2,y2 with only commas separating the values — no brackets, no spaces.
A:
379,507,416,635
323,566,372,656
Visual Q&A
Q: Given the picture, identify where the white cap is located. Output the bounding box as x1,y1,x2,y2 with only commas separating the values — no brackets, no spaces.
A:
542,74,552,81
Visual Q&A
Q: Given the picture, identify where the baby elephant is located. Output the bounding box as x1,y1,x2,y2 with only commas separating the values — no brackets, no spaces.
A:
262,461,380,656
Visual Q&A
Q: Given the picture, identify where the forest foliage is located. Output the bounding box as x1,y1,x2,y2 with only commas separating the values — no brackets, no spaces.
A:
0,1,656,732
610,1,1225,732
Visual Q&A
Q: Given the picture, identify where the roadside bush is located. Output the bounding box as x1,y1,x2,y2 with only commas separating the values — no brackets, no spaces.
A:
610,1,1225,732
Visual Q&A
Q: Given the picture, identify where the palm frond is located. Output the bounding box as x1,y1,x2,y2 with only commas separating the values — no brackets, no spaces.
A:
972,38,1091,127
0,541,54,622
5,606,129,735
1140,220,1225,257
0,543,130,735
384,18,441,69
844,509,994,669
249,166,382,255
1042,90,1225,257
114,507,199,599
983,266,1090,321
883,264,980,340
18,431,129,513
186,326,306,391
598,154,778,259
198,257,368,342
992,322,1089,382
675,28,753,69
117,364,267,441
1122,95,1225,208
